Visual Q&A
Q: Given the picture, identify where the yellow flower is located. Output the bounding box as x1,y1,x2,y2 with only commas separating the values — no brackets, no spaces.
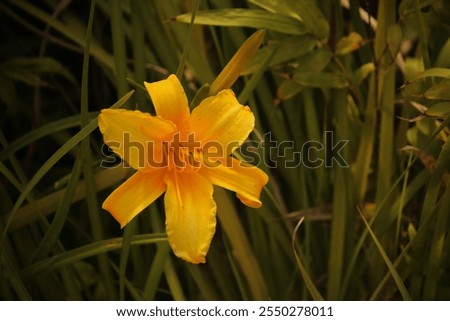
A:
98,74,268,264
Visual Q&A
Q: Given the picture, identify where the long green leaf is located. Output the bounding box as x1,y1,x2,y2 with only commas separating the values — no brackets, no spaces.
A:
293,72,348,88
175,9,306,35
290,0,329,40
7,0,115,71
20,234,167,279
0,113,97,163
406,68,450,83
216,187,268,300
292,218,324,300
0,90,134,243
0,248,32,300
359,209,412,300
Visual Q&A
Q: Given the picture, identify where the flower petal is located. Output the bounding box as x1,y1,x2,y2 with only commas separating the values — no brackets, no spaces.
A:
164,171,216,263
98,109,176,171
144,74,190,128
201,157,268,208
103,169,166,228
189,89,255,155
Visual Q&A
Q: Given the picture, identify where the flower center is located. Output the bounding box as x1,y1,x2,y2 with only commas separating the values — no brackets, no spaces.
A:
164,132,203,173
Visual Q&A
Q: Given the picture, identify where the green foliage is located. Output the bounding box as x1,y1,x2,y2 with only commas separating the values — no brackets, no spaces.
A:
1,0,450,300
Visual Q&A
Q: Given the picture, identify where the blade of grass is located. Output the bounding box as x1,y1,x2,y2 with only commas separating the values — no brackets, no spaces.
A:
130,0,147,109
413,0,430,69
1,89,134,242
31,151,83,261
142,209,171,300
421,138,450,299
207,240,240,300
5,167,129,231
80,0,117,299
110,0,129,96
222,234,250,300
327,89,352,300
395,152,413,252
7,0,115,71
0,117,97,244
175,0,200,79
119,219,136,300
422,184,450,299
375,0,396,206
0,248,32,300
371,0,397,286
418,136,450,223
341,165,431,296
19,233,167,279
354,0,394,202
238,43,276,105
0,131,29,190
215,187,268,300
110,263,142,300
0,113,97,163
292,217,324,300
369,195,436,299
142,242,172,300
358,208,412,300
158,0,215,84
186,264,220,300
163,258,186,300
139,1,178,75
0,163,23,193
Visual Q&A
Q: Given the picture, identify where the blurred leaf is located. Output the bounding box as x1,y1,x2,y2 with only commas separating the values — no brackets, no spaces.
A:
290,0,329,40
295,48,331,72
243,36,316,75
277,78,303,101
0,75,17,110
276,49,332,101
293,71,348,88
247,0,301,20
7,0,115,72
387,24,402,58
399,0,437,17
238,43,277,104
215,188,268,300
353,62,375,86
0,112,97,163
335,32,363,55
359,209,412,300
0,248,31,300
175,9,306,35
1,57,76,86
435,38,450,68
424,83,450,100
7,167,129,231
426,102,450,117
292,218,324,300
407,68,450,84
1,90,134,240
20,234,167,279
408,222,417,240
423,183,450,299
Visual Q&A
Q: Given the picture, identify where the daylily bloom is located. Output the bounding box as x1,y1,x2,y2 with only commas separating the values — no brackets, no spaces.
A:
98,74,268,264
